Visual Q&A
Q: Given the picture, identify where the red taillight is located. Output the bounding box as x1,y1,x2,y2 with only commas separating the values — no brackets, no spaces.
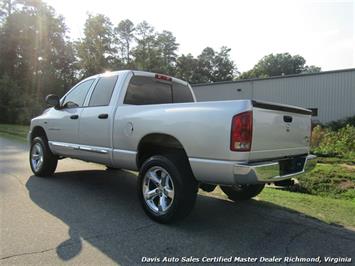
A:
155,73,172,82
230,111,253,151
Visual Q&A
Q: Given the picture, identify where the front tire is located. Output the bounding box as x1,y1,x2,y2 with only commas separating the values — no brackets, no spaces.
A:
220,184,265,201
137,154,198,224
29,137,58,177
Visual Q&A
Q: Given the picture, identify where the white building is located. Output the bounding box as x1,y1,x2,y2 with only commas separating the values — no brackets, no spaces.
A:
192,68,355,123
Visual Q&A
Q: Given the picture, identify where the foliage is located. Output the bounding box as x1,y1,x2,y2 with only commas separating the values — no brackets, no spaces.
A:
303,65,322,73
211,46,237,82
175,54,200,83
239,53,321,79
156,30,179,75
132,21,161,72
301,124,355,200
206,186,355,227
75,14,117,77
311,125,355,159
258,187,355,227
0,0,77,124
0,123,28,140
294,163,355,200
176,47,236,84
114,19,135,65
325,115,355,131
0,74,22,123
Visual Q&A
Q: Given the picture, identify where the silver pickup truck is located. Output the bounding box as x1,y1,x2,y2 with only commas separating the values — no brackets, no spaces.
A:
29,70,316,223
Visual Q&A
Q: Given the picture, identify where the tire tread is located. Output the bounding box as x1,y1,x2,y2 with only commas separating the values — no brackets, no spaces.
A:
30,137,58,177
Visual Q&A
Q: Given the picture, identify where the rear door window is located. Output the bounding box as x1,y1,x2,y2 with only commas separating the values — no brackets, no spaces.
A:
124,76,172,105
89,75,118,106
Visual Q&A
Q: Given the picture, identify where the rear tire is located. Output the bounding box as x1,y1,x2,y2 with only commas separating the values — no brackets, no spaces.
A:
220,184,265,201
137,154,198,224
29,137,58,177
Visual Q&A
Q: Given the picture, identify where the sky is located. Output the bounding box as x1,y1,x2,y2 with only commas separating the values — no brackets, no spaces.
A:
44,0,354,72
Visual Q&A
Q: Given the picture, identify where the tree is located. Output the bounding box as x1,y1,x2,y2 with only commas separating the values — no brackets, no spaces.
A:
177,46,236,83
75,14,117,77
0,0,77,123
133,21,162,72
175,47,237,83
175,54,200,83
210,46,236,82
196,47,215,83
114,19,134,65
156,30,178,74
133,25,179,74
0,74,21,123
239,53,321,79
303,65,321,73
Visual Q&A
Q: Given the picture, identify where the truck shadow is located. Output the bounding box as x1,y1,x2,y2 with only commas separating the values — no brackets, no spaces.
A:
25,169,355,265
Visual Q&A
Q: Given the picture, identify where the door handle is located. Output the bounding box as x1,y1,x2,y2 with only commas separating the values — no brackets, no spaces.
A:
70,115,79,120
98,113,108,119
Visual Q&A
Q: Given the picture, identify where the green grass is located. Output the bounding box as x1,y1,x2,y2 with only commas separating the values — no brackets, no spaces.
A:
316,156,355,165
207,187,355,228
0,123,29,141
296,163,355,200
259,188,355,228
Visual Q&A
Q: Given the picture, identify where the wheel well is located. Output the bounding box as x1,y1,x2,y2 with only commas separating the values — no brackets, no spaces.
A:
30,126,47,142
136,133,190,169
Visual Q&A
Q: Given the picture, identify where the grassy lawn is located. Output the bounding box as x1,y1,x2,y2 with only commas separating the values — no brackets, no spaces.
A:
1,123,354,228
258,187,355,228
205,186,355,228
0,123,29,141
296,163,355,200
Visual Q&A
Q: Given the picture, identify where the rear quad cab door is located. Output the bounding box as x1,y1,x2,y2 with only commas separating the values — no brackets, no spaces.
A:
77,74,119,164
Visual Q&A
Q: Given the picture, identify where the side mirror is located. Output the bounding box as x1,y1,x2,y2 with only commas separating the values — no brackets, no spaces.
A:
45,94,60,109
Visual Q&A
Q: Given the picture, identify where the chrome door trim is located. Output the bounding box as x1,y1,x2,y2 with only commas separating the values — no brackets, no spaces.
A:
79,145,109,154
49,141,79,150
113,149,137,155
48,141,109,154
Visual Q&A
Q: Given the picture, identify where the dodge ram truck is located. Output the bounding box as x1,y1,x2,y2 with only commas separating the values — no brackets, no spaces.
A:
28,70,317,223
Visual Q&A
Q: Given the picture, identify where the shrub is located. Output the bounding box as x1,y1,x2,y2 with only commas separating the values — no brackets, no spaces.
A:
294,164,355,200
326,115,355,131
299,121,355,200
311,125,355,160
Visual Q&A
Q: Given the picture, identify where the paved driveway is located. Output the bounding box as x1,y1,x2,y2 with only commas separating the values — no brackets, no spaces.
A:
1,136,354,265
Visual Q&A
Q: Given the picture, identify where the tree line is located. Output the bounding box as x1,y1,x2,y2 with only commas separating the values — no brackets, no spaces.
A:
0,0,321,124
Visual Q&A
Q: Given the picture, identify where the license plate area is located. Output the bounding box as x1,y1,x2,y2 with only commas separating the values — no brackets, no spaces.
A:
279,157,306,175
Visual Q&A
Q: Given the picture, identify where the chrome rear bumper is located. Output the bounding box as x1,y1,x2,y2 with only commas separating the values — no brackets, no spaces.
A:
189,154,317,185
233,154,317,184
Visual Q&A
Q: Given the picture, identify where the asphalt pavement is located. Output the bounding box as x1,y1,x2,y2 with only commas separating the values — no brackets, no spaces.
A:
1,136,354,265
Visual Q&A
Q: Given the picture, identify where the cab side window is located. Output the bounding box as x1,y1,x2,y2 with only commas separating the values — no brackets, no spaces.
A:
172,83,194,103
62,79,94,108
124,76,172,105
89,75,118,106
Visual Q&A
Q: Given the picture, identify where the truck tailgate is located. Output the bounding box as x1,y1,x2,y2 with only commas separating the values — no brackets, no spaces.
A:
250,101,312,161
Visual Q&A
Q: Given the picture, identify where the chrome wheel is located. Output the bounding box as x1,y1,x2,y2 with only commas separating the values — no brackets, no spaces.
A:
142,166,175,215
31,143,43,172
